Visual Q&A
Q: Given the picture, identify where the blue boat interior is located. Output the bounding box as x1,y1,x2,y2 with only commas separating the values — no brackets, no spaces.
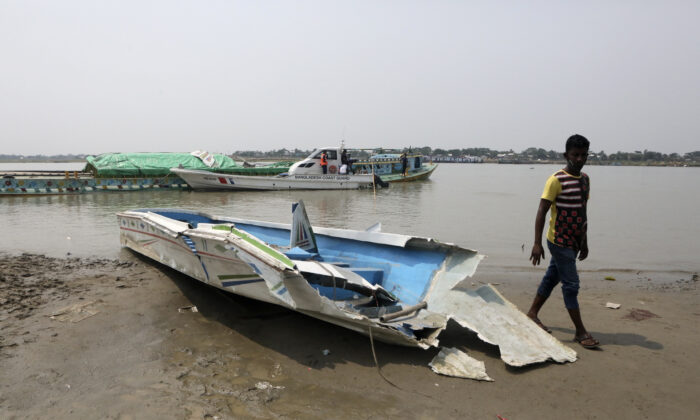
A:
135,209,447,306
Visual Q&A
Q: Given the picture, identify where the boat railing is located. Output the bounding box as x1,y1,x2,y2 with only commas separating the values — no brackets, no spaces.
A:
353,154,425,165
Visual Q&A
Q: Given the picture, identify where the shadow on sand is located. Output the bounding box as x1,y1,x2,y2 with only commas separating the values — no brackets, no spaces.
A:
550,326,663,350
133,251,511,374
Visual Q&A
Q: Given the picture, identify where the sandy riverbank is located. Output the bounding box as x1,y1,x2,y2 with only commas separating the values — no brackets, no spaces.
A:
1,252,698,419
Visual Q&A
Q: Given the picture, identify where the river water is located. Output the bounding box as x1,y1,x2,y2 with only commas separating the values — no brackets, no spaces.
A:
1,163,698,273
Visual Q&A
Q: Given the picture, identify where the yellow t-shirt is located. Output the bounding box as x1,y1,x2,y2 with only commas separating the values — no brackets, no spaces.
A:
542,170,589,247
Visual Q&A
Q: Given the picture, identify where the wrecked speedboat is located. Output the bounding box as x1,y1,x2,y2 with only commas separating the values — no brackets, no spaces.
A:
118,201,576,377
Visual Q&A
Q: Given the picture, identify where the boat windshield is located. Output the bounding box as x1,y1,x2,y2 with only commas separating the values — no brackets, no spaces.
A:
311,150,337,160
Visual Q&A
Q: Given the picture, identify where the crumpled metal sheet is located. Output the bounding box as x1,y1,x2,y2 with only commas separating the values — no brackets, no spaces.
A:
429,347,493,381
428,284,578,366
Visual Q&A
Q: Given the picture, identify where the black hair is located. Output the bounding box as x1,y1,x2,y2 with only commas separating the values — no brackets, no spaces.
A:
565,134,590,152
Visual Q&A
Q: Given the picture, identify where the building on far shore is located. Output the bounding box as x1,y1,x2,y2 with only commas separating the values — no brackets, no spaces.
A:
429,155,483,163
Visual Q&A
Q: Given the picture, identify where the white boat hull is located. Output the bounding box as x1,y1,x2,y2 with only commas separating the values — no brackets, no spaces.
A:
117,208,578,370
171,168,376,190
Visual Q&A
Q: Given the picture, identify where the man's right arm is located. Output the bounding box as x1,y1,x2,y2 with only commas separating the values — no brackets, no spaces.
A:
529,198,552,266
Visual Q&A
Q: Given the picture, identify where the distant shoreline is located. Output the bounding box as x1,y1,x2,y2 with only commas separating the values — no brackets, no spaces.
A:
1,157,697,167
2,154,699,167
0,159,85,163
473,160,698,167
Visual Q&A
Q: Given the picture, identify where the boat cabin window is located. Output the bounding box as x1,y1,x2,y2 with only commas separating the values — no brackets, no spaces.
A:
312,150,337,160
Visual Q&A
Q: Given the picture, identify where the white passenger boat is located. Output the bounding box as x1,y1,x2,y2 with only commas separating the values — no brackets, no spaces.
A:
118,201,576,377
171,146,390,190
171,168,379,190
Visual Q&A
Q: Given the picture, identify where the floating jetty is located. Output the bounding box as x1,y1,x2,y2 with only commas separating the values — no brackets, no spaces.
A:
1,171,189,195
1,152,292,196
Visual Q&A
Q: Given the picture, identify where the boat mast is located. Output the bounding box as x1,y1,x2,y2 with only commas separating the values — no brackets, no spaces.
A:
340,126,346,151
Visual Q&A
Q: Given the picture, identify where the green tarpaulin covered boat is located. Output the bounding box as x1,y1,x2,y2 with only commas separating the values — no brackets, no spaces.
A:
83,152,292,177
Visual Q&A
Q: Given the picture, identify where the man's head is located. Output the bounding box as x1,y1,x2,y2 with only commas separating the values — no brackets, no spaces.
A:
564,134,589,174
565,134,590,153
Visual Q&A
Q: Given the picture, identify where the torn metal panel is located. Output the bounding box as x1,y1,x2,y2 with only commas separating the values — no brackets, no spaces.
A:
428,284,577,366
424,249,484,301
429,347,493,381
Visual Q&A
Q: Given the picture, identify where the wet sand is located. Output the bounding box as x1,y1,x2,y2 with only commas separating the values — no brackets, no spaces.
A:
1,252,698,419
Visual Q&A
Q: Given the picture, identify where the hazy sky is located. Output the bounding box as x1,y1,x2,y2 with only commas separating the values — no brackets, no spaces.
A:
1,1,698,155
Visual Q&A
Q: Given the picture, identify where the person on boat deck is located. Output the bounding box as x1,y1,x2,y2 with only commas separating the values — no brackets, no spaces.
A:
320,151,328,174
400,152,408,176
341,149,353,174
527,134,599,349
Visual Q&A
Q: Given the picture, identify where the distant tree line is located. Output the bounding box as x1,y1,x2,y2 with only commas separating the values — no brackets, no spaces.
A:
0,154,88,161
232,147,700,164
2,149,699,165
600,150,695,162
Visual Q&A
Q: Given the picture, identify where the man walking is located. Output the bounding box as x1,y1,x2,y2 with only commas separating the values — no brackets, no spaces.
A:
527,134,599,349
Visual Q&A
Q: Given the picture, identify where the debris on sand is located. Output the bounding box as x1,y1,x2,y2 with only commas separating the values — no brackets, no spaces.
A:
429,347,493,381
50,300,101,323
624,308,660,321
237,381,284,403
605,302,621,309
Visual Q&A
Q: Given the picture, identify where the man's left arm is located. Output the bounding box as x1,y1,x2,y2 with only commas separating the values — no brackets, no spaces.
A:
579,174,590,261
